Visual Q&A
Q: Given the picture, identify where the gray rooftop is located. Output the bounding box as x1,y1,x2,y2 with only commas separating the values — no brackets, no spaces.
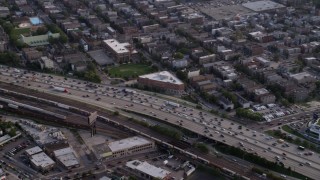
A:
242,0,285,12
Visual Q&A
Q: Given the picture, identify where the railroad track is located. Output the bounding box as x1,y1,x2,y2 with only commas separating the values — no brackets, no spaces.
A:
0,82,260,179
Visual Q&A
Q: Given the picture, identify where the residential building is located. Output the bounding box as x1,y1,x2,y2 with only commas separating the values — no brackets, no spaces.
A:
0,26,8,52
103,39,134,63
0,7,9,17
138,71,185,94
107,136,155,159
39,56,54,69
236,93,251,108
290,72,316,84
125,160,171,180
219,96,234,110
172,58,188,68
22,47,43,61
254,88,276,104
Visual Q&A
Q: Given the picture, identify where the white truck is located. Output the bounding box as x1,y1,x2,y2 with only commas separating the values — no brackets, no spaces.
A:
52,86,68,93
165,101,180,108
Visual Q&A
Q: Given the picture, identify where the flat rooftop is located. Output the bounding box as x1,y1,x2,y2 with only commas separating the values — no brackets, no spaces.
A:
290,72,313,80
199,5,253,20
139,71,184,85
254,88,269,95
18,119,66,145
103,39,130,54
53,147,79,168
30,152,55,168
126,160,171,179
108,136,152,152
88,49,114,66
242,0,285,12
26,146,43,156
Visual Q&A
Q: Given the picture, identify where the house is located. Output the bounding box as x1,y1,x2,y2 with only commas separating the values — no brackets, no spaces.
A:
254,88,276,104
39,56,54,69
0,25,8,52
63,53,88,72
0,7,9,17
219,96,234,110
22,47,43,61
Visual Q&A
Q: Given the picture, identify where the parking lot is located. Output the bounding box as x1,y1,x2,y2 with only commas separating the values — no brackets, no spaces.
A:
249,104,299,122
0,133,37,179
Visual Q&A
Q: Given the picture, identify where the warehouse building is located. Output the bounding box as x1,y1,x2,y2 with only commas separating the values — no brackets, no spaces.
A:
138,71,185,95
25,146,43,157
30,152,55,171
126,160,171,180
53,147,80,169
242,0,286,13
107,136,155,159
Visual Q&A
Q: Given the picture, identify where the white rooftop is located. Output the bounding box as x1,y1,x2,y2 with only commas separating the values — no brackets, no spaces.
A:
242,0,285,12
103,39,130,54
139,71,184,85
290,72,313,80
25,146,43,156
254,88,269,95
30,152,55,168
53,147,79,168
108,136,152,152
126,160,171,179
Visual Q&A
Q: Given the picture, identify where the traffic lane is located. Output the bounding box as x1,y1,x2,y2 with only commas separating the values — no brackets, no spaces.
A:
0,73,320,177
3,75,320,163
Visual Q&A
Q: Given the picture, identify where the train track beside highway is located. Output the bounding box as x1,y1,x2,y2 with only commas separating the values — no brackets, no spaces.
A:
0,82,258,179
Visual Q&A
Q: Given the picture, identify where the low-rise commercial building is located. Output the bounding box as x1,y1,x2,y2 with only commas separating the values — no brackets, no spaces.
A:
138,71,185,94
53,147,80,169
26,146,43,157
108,136,155,159
30,152,55,171
126,160,171,180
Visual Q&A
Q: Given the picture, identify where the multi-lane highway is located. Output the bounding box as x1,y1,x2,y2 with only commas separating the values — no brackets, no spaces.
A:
0,66,319,179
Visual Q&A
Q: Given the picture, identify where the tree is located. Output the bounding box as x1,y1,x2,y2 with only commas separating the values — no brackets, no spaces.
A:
176,70,187,82
8,128,16,137
173,52,184,59
195,143,209,154
113,111,119,116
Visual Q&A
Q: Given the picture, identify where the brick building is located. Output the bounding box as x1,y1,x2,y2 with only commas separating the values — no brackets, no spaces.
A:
138,71,185,94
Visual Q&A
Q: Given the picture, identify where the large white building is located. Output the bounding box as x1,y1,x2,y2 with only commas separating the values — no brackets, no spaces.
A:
126,160,171,180
108,136,155,159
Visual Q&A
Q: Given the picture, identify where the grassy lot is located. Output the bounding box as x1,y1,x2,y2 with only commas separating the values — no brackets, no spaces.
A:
12,27,31,36
108,63,154,79
282,125,305,139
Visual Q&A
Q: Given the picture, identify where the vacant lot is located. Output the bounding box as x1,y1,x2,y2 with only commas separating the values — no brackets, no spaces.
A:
108,64,153,79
